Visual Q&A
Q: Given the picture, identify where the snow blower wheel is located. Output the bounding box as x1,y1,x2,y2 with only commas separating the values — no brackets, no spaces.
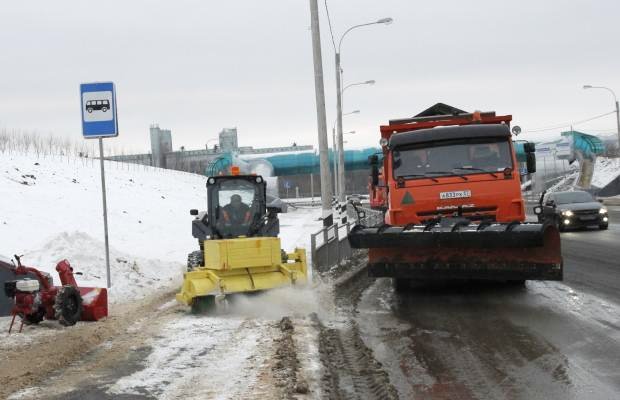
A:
19,307,46,325
54,285,83,326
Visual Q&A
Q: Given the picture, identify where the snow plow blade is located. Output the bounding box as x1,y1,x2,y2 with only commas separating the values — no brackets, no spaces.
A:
176,237,307,307
349,221,563,281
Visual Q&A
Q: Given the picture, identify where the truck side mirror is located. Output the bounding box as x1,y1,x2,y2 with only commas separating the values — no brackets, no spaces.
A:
267,206,282,214
524,142,536,153
526,153,536,174
369,155,379,186
190,209,199,216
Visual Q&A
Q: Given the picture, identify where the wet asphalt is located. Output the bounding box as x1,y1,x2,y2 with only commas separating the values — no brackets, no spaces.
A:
357,221,620,400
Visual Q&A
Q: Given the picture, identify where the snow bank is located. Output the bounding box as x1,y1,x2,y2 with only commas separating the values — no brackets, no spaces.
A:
591,157,620,189
1,153,203,301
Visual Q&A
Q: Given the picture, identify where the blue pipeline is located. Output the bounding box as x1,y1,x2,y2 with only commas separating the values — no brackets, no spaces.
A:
562,130,604,160
207,139,548,177
261,148,381,176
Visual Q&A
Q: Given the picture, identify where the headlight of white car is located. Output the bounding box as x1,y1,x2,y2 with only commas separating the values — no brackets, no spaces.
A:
599,208,608,214
562,210,573,217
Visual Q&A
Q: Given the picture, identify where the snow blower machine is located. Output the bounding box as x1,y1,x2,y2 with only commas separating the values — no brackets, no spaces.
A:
349,104,563,287
176,168,307,313
4,255,108,333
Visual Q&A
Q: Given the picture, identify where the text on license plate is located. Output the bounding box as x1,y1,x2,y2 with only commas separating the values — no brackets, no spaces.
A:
440,190,472,200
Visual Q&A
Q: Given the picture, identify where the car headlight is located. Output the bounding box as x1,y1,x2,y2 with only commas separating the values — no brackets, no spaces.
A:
562,210,573,217
599,208,608,214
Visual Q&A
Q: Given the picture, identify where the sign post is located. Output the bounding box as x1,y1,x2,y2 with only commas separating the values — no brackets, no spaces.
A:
80,82,118,289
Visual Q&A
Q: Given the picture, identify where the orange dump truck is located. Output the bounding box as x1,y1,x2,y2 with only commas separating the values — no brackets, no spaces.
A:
349,104,563,284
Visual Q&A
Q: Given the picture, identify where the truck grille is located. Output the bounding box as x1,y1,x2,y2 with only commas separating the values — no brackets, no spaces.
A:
418,206,497,221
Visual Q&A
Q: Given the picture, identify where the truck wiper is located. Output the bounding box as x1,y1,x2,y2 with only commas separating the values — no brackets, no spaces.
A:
425,171,469,181
397,173,439,183
453,167,498,178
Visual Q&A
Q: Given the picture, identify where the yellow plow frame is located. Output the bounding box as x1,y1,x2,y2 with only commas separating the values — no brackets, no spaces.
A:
176,237,307,306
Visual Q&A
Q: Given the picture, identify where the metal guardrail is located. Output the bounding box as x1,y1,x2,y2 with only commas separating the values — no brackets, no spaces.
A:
346,203,385,227
310,222,354,271
310,203,387,271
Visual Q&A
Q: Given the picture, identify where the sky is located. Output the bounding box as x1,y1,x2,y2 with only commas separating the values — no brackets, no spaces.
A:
1,0,619,154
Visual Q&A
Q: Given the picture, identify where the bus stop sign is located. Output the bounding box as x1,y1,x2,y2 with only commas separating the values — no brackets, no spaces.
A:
80,82,118,138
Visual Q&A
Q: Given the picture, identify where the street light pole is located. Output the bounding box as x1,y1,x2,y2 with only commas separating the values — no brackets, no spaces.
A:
332,127,338,200
332,110,359,200
583,85,620,152
335,52,345,202
335,19,392,202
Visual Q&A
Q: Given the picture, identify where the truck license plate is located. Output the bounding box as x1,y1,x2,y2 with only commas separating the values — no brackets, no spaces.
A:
440,190,471,200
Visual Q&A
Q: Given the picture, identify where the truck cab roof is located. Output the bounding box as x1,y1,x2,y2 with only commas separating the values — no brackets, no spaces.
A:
389,124,511,148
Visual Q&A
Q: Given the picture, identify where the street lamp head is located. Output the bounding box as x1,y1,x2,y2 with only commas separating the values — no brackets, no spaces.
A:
583,85,593,89
365,80,376,85
346,131,356,135
377,17,393,25
350,110,361,114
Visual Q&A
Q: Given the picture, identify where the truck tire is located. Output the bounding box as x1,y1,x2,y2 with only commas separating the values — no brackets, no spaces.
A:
187,250,203,272
54,285,83,326
393,278,412,292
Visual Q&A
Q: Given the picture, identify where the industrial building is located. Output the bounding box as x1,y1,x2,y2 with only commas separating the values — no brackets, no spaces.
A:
107,126,376,198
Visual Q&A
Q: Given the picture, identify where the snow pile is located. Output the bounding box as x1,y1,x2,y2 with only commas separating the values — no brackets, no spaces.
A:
24,232,182,301
1,154,205,302
591,157,620,189
546,172,579,193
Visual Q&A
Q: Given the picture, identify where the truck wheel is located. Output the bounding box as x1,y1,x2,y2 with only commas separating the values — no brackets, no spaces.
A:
54,285,83,326
191,296,215,314
187,250,203,272
20,307,45,325
393,278,412,292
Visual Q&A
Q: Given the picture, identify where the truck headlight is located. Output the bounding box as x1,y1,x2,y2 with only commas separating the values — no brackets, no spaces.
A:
599,208,608,214
562,210,573,217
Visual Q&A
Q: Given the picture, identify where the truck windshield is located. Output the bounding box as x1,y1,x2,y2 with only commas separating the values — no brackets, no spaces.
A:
392,138,513,179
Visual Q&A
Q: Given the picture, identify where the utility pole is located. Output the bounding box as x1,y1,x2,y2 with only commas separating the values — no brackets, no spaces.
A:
309,0,333,226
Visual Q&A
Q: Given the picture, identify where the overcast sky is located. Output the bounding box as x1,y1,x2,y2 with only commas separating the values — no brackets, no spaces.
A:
1,1,619,153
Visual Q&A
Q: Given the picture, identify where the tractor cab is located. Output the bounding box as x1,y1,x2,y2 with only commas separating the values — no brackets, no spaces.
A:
191,174,280,241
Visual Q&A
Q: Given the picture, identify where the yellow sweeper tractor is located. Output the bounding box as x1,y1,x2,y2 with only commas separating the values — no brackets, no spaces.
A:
176,168,307,313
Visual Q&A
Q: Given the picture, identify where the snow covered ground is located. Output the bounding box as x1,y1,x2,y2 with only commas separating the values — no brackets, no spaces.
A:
0,152,323,303
543,157,620,194
591,157,620,189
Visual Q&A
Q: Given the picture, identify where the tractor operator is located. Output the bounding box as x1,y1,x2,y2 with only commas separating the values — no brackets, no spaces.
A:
222,194,252,225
